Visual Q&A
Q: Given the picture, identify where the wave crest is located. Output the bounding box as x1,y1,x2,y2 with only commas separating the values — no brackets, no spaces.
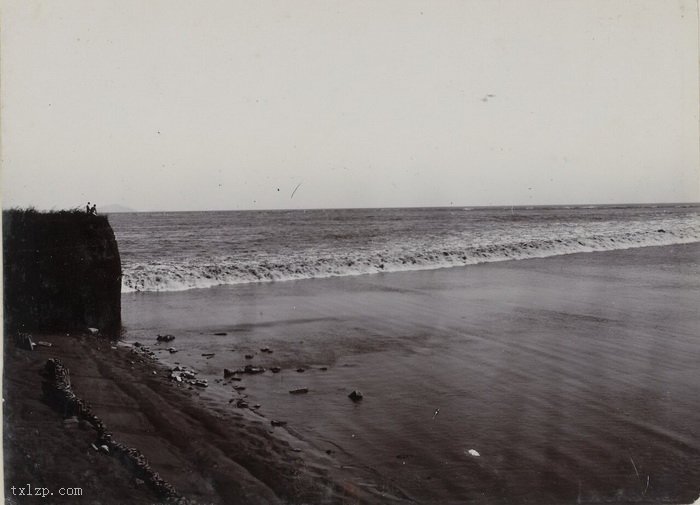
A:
121,226,699,293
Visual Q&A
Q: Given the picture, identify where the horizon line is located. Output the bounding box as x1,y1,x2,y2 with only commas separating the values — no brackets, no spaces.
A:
4,201,699,214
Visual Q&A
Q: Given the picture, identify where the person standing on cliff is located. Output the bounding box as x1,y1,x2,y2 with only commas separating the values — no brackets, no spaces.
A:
91,204,97,215
86,202,91,214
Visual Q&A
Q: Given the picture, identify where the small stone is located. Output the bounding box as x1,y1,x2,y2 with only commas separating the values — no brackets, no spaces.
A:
156,334,175,342
134,478,145,486
296,368,305,373
244,354,254,359
99,445,110,454
348,390,363,402
270,367,281,373
202,353,215,357
243,365,265,374
271,420,287,427
213,332,227,336
319,366,328,371
168,347,178,353
87,327,99,336
289,388,309,395
37,341,53,347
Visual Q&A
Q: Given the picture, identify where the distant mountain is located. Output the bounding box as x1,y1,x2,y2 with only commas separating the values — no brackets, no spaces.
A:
100,204,137,213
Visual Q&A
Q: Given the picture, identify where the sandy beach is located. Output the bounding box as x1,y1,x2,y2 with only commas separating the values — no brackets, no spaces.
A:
4,333,400,504
5,243,700,504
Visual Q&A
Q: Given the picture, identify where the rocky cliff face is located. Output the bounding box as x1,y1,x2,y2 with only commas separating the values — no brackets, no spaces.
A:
3,210,122,336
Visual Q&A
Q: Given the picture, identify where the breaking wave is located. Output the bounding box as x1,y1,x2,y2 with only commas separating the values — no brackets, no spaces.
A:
121,225,699,293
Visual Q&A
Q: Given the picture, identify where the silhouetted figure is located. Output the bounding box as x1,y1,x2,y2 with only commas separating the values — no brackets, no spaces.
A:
86,202,91,214
91,204,97,215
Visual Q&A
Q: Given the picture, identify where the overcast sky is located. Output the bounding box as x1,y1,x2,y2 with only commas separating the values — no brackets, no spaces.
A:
1,0,698,211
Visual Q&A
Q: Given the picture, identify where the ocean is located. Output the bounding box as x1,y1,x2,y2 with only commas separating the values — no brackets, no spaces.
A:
110,205,700,293
111,205,700,504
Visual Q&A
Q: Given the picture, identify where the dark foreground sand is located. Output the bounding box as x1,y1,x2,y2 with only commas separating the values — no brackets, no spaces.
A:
5,243,700,504
3,333,403,504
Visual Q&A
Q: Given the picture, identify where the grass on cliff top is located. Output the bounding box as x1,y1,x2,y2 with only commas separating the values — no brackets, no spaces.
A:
3,207,112,229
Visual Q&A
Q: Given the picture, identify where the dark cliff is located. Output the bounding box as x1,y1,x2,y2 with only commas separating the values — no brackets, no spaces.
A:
3,209,122,336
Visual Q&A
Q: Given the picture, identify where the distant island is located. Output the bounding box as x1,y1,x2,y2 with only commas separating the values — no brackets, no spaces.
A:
100,204,137,213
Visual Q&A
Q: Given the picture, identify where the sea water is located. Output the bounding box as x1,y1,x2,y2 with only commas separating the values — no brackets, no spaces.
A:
111,205,700,293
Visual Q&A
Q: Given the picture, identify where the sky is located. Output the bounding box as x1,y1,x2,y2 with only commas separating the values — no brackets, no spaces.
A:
1,0,698,211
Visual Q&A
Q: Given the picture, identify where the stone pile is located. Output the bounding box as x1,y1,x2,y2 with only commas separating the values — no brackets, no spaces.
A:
41,358,186,503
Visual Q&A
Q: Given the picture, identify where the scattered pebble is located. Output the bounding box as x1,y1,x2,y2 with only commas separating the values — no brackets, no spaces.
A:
348,390,363,402
289,388,309,395
466,449,480,457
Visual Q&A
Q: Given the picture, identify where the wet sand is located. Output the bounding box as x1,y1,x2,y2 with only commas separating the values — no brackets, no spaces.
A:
5,243,700,504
